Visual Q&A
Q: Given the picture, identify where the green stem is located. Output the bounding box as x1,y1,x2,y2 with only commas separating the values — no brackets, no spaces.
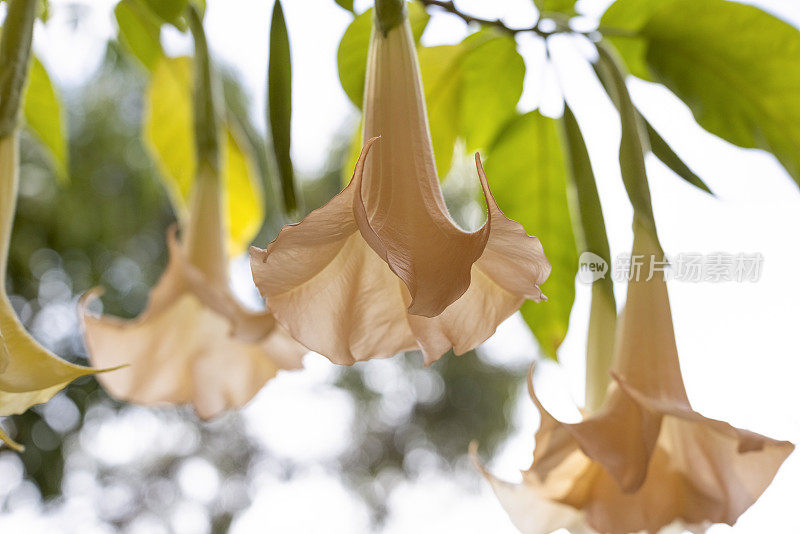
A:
184,5,227,283
187,5,221,176
375,0,406,35
0,0,37,139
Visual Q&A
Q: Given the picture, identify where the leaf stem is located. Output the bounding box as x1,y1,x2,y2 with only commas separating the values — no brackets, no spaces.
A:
415,1,637,41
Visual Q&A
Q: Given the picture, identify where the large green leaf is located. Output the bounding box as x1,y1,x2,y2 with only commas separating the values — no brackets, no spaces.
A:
485,111,578,360
114,0,164,70
23,56,67,181
143,57,264,254
643,0,800,187
600,0,668,81
268,0,296,213
420,29,525,178
337,2,430,109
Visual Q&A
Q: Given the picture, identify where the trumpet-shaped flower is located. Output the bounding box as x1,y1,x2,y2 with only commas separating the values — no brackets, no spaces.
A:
477,225,794,534
250,18,550,366
0,134,113,451
80,166,306,420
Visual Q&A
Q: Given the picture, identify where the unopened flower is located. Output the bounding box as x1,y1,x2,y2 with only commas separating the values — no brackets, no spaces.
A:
478,225,794,534
251,16,550,366
0,135,112,452
80,166,306,420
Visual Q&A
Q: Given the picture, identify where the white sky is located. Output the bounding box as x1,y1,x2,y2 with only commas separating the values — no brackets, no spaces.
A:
12,0,800,533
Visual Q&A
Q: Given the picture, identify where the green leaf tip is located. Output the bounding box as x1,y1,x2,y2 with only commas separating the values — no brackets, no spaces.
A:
268,0,298,214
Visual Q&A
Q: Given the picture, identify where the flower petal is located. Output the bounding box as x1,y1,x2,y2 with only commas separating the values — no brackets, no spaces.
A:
470,442,592,534
526,368,660,495
250,144,418,365
401,155,550,364
388,155,548,364
168,227,276,342
81,234,305,419
82,290,300,420
356,21,490,317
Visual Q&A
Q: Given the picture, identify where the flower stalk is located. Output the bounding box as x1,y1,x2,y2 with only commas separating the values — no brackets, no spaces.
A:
185,5,226,283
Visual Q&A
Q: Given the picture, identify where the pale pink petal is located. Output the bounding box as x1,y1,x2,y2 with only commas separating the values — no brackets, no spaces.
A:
81,233,304,419
405,156,549,365
250,143,418,365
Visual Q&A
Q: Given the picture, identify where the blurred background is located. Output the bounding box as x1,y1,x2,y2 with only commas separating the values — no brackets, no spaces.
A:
1,0,799,533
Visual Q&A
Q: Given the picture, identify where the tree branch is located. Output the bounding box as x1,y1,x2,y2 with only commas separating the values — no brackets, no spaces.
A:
415,0,555,38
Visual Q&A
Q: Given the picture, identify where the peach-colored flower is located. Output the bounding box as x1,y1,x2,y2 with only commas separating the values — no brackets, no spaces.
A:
250,17,550,366
0,134,113,452
80,165,306,420
477,225,794,534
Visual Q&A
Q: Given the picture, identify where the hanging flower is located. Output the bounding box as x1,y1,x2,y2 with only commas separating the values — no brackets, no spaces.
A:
250,15,550,366
0,134,115,452
477,225,794,534
80,163,306,420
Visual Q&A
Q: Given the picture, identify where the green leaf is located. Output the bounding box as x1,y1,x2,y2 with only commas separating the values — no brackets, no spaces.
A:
337,2,430,109
268,0,297,213
641,0,800,188
143,57,264,254
114,0,164,70
599,0,669,80
419,29,525,178
596,42,657,235
23,56,67,181
142,0,188,27
334,0,354,13
534,0,577,17
561,105,616,409
485,111,578,360
645,120,712,194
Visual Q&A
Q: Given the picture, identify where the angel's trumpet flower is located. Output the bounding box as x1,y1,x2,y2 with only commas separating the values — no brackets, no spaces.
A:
477,225,794,534
250,8,550,366
0,0,113,451
1,134,113,451
79,6,305,419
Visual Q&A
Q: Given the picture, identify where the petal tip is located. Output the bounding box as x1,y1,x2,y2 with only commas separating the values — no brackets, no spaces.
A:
78,287,106,316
